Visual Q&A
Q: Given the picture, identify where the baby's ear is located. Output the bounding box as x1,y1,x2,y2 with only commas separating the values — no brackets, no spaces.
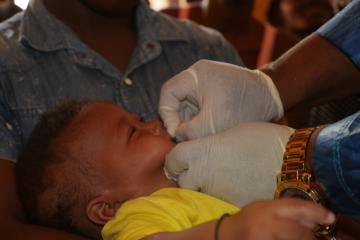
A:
86,195,121,225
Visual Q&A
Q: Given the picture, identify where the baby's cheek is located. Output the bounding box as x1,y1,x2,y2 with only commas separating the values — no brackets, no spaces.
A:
160,130,173,141
164,140,176,153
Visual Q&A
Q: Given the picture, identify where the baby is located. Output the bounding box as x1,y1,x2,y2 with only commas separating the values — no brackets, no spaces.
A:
16,100,333,240
15,100,239,240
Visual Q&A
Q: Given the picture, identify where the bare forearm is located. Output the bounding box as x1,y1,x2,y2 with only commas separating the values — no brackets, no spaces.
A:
0,160,87,240
2,222,88,240
144,199,335,240
144,221,216,240
261,33,360,110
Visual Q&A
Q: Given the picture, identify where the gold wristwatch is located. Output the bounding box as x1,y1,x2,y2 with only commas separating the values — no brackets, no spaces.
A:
274,127,335,238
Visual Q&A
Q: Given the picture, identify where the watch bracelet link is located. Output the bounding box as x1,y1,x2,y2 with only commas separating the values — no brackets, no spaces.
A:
274,126,336,237
275,127,319,198
278,127,317,190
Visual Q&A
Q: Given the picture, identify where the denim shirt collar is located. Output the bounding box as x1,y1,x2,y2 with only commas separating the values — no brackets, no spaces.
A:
19,0,86,52
19,0,190,53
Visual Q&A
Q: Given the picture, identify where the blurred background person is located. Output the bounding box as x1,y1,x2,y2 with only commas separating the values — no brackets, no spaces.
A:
266,0,359,128
204,0,299,68
150,0,299,69
0,0,21,22
329,0,352,12
267,0,334,38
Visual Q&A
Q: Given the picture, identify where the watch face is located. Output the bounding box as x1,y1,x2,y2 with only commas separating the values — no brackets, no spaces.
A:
280,188,313,201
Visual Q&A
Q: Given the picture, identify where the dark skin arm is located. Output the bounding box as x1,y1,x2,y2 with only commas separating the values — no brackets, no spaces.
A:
0,160,87,239
144,198,335,240
261,33,360,110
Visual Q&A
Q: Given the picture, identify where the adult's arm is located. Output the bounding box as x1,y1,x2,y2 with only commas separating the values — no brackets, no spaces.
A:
262,33,360,110
144,198,335,240
0,160,87,240
263,0,360,110
159,1,360,140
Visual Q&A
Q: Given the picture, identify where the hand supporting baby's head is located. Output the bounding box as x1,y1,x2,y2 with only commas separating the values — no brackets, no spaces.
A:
16,100,176,239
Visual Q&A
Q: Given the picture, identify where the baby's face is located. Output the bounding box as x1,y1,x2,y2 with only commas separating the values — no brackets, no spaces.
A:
69,102,177,203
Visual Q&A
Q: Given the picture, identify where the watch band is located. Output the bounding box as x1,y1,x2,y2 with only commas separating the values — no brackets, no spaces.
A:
274,127,320,200
274,126,335,237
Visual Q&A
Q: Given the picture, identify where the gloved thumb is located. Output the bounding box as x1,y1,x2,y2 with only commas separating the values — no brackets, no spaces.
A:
164,141,192,181
159,68,198,137
175,106,216,141
176,170,201,192
159,106,181,137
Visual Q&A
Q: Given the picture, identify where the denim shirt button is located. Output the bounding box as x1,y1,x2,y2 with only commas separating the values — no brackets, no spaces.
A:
124,77,133,86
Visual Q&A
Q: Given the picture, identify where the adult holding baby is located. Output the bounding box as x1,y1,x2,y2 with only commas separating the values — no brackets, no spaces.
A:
0,0,244,239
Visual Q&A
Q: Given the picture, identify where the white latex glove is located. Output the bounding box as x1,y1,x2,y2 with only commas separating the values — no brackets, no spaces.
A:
164,122,294,207
159,60,284,141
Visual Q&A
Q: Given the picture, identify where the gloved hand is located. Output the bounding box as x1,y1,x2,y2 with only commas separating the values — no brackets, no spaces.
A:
159,60,284,141
164,122,294,207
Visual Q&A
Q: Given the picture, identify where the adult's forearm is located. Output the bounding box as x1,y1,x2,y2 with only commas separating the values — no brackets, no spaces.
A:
2,222,88,240
0,160,87,240
145,199,334,240
261,33,360,110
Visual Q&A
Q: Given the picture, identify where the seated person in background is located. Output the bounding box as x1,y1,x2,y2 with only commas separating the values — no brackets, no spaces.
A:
267,0,334,39
205,0,299,68
15,100,333,240
267,0,360,128
0,0,21,22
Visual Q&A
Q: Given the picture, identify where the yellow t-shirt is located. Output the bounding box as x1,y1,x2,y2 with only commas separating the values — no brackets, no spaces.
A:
102,188,239,240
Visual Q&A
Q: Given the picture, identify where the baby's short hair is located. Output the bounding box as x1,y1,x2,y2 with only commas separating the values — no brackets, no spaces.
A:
16,100,98,236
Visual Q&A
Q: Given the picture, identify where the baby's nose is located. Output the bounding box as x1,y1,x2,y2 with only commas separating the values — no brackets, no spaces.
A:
141,120,163,135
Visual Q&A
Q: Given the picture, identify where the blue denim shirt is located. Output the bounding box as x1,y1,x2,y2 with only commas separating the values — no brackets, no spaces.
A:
313,111,360,220
317,0,360,68
0,0,242,162
314,0,360,219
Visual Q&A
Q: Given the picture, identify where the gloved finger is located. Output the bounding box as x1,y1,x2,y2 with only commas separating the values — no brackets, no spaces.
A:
177,169,201,192
159,106,181,137
253,70,284,121
275,199,336,228
159,69,198,133
164,141,193,179
175,108,215,141
179,100,199,122
175,120,199,141
160,99,200,138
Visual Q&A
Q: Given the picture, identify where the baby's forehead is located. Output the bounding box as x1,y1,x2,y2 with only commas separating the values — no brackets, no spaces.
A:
59,102,129,146
77,102,130,121
57,101,139,157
